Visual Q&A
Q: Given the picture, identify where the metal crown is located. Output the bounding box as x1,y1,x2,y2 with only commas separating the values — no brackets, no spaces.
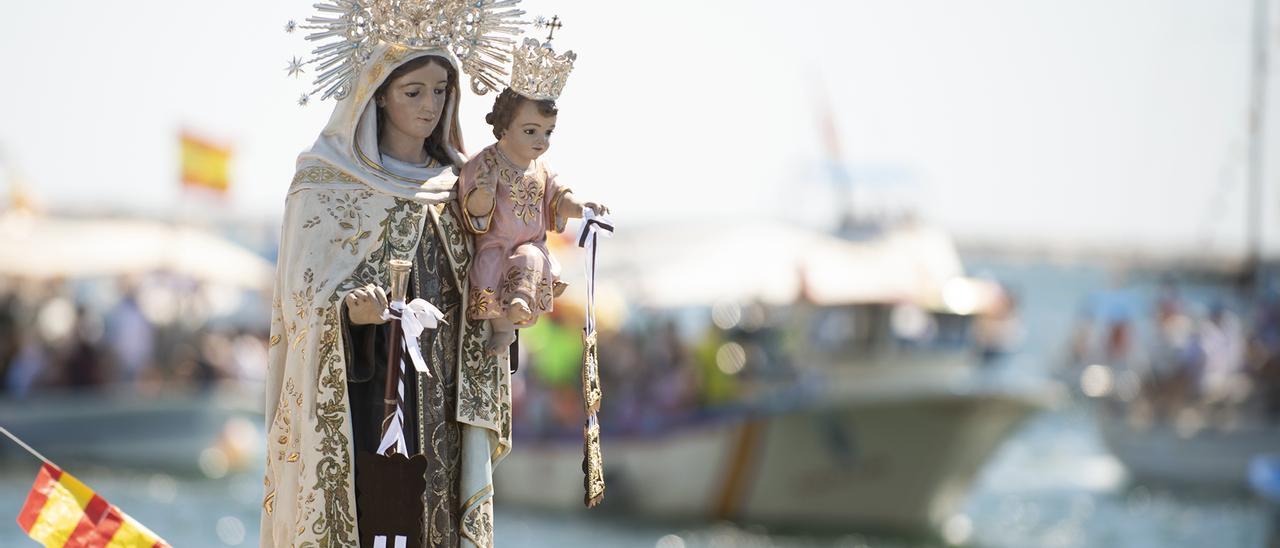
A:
509,36,576,101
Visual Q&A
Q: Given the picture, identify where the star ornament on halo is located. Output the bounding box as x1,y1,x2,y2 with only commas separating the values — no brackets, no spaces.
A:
286,57,305,78
297,94,310,107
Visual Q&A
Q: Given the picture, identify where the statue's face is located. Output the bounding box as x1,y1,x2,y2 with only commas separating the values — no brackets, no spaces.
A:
378,61,450,143
501,100,557,164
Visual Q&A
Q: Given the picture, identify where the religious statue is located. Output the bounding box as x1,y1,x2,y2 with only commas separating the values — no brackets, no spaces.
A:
458,29,609,356
261,2,529,546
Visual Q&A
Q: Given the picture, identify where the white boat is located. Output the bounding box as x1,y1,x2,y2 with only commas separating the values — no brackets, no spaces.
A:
1082,0,1280,496
1095,411,1280,491
0,384,263,476
502,222,1055,533
497,362,1048,533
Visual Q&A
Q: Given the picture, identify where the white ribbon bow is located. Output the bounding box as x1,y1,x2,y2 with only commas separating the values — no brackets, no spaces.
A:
380,298,446,377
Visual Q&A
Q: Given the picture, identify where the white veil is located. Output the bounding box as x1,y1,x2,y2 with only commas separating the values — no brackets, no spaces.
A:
296,44,466,204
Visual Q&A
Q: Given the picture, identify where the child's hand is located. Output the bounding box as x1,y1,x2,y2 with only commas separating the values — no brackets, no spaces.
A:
465,187,496,217
584,201,610,216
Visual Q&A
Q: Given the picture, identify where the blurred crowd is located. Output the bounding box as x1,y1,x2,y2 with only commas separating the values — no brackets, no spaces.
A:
512,301,818,439
1068,279,1280,425
0,275,268,399
511,296,1015,440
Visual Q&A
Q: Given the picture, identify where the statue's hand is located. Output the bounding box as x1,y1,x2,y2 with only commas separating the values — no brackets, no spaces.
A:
345,284,390,326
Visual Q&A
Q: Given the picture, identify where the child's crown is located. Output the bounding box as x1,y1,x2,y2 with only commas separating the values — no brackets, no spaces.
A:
509,16,577,101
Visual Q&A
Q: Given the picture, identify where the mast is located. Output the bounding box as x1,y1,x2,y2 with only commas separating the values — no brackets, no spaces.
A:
814,79,856,232
1246,0,1271,278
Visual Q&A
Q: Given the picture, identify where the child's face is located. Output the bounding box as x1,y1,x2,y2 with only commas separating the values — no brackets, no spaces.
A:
502,100,557,163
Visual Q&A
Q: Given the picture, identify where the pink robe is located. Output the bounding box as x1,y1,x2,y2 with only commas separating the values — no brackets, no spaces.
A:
459,144,572,326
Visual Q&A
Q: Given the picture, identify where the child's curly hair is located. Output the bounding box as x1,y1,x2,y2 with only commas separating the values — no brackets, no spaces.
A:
485,88,558,140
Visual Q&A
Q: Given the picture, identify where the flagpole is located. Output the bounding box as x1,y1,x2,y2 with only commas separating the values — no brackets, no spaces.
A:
0,425,56,468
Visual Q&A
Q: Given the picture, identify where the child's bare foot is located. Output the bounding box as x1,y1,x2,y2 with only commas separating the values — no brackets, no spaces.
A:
486,318,516,357
507,296,532,324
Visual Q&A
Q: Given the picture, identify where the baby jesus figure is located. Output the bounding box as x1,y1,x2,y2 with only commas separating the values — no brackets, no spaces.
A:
459,88,608,355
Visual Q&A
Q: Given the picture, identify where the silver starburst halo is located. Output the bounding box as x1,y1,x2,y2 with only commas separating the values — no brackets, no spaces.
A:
285,56,305,78
286,0,528,104
509,37,576,101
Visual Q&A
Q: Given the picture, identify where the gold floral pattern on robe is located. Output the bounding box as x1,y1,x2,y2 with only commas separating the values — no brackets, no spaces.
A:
468,286,496,319
508,172,544,224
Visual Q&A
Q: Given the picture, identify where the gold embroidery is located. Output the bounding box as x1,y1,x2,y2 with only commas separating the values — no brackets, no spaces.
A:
289,268,330,361
468,287,496,319
326,191,375,255
290,166,360,190
296,196,430,546
583,420,605,507
536,276,554,311
462,499,495,548
438,199,514,489
458,318,500,423
461,486,493,515
546,186,568,233
434,203,473,289
263,490,276,516
307,304,356,545
271,378,303,463
336,197,427,298
291,269,317,320
582,333,601,414
508,172,544,224
499,266,538,300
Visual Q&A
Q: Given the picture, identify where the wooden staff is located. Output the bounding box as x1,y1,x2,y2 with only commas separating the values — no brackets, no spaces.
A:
380,259,412,455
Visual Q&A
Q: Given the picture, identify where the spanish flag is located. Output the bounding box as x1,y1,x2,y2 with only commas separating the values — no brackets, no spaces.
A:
16,464,170,548
180,131,231,193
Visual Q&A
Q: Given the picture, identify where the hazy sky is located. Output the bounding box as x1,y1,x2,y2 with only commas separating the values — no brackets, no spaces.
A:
1,0,1276,256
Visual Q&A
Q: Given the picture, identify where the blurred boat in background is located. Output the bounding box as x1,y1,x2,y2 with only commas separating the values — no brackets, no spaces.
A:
1062,0,1280,498
0,211,273,289
499,368,1044,533
500,221,1056,534
1096,412,1280,491
0,383,263,477
1064,269,1280,493
0,208,274,477
1066,275,1280,493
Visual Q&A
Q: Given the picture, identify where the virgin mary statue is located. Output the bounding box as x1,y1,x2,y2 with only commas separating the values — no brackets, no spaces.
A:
260,43,512,547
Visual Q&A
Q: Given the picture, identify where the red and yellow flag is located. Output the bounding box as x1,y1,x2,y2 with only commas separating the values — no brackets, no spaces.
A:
180,131,231,193
16,464,170,548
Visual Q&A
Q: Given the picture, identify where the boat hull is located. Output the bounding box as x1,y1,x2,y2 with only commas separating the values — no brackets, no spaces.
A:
0,385,262,475
495,389,1039,533
1097,413,1280,491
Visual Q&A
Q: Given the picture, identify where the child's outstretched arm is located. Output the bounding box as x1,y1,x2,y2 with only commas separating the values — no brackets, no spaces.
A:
555,190,609,219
